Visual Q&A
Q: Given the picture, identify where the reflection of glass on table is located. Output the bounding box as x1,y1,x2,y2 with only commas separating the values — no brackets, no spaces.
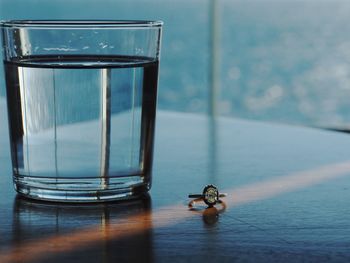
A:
13,195,153,262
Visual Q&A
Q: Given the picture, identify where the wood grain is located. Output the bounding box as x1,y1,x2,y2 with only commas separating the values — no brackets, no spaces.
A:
1,103,350,262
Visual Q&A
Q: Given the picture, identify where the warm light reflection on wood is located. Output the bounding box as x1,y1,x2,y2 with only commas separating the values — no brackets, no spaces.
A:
2,161,350,262
1,211,161,263
227,161,350,207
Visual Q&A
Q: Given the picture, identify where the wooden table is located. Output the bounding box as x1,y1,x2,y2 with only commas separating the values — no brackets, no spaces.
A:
1,100,350,262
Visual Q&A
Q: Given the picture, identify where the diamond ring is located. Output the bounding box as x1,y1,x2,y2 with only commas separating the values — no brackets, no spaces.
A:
188,184,227,208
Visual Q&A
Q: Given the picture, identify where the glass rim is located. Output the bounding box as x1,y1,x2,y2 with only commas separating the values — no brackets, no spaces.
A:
0,20,163,28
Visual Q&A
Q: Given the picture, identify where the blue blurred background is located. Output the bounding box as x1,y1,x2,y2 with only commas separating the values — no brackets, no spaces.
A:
2,0,350,129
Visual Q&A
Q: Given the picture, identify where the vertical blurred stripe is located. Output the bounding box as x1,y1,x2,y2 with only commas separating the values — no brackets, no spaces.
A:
209,0,220,117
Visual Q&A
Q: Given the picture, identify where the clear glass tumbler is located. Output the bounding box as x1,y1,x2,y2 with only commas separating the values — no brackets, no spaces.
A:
1,20,162,202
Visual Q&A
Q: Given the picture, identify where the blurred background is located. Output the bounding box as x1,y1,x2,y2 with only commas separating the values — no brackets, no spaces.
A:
1,0,350,129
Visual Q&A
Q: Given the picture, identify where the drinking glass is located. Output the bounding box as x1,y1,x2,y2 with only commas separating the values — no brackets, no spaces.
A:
1,20,162,202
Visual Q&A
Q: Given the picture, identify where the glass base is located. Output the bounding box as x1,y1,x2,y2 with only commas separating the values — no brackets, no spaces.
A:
13,174,150,203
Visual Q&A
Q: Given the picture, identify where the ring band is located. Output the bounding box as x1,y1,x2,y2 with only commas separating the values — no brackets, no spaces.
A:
188,193,227,199
189,199,227,214
188,197,204,208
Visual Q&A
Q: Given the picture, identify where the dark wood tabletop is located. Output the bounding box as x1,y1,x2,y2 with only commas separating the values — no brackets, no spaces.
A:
1,99,350,262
